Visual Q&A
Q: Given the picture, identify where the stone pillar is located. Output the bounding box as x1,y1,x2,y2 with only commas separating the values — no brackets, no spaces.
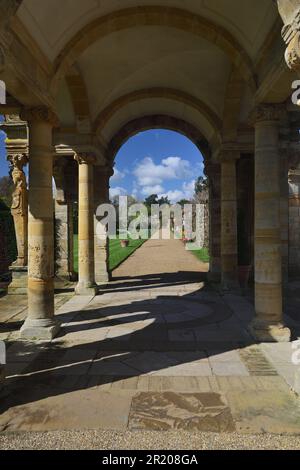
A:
220,148,239,289
288,169,300,277
54,199,75,281
280,148,289,286
53,157,77,283
20,107,60,341
250,104,291,342
75,154,97,296
206,164,221,282
94,165,111,285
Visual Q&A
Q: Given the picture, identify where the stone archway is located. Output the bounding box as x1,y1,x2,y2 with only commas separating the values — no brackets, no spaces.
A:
51,6,256,94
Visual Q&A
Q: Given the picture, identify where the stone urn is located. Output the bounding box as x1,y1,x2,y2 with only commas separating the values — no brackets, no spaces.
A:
120,239,129,248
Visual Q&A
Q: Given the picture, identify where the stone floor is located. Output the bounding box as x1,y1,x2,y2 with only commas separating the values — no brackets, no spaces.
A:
1,238,300,442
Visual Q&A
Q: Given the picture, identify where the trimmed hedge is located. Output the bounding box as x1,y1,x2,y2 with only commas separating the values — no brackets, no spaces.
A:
0,210,17,265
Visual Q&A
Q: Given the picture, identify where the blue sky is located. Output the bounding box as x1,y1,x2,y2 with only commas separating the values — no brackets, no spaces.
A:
111,129,204,202
0,126,204,202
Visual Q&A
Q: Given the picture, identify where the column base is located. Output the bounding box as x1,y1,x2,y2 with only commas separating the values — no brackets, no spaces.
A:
20,318,60,341
54,276,77,291
8,266,28,295
221,278,240,293
75,282,98,296
96,272,111,285
248,318,291,343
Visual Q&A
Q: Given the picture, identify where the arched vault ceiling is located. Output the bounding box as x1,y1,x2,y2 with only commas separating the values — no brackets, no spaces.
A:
17,0,277,64
75,27,232,121
94,88,222,136
99,97,219,145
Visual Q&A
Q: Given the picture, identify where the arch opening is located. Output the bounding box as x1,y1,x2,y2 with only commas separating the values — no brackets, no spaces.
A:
103,128,210,282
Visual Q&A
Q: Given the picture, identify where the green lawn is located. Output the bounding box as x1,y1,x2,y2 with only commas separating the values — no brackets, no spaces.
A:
73,235,145,273
187,245,210,263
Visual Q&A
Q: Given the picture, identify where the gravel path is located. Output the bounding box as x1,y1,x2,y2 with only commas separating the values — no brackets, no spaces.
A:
0,430,300,450
113,237,208,278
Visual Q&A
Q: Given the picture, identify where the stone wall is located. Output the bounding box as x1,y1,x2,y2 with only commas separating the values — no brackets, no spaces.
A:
203,202,209,249
289,170,300,277
237,156,254,267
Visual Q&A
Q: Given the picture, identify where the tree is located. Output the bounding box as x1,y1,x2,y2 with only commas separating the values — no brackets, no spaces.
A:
195,176,208,195
158,195,171,205
177,199,191,207
144,194,158,207
0,175,14,207
194,176,209,204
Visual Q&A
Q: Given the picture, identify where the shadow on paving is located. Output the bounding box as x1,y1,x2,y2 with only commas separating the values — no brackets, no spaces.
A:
103,270,207,294
1,271,300,433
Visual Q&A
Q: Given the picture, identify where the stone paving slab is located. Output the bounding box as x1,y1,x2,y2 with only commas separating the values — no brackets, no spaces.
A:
227,389,300,434
1,238,300,436
128,392,235,433
210,362,249,377
0,390,133,432
1,376,299,434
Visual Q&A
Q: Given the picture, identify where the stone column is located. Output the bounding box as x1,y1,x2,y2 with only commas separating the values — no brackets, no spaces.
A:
280,148,289,286
54,199,75,281
250,104,291,342
220,147,239,289
94,165,111,285
206,163,221,282
75,153,98,295
20,107,60,341
53,158,75,282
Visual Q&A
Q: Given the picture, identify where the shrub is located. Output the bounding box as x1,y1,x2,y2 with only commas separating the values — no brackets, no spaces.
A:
0,210,17,265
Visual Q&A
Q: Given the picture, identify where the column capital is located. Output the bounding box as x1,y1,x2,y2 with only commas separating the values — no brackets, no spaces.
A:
251,104,286,125
74,153,96,165
20,106,59,127
7,152,28,170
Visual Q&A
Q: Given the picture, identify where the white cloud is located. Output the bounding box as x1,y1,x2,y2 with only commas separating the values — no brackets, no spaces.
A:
158,179,196,204
161,157,192,178
182,179,196,195
158,190,186,204
109,186,127,198
133,156,192,187
141,184,164,196
111,167,125,183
